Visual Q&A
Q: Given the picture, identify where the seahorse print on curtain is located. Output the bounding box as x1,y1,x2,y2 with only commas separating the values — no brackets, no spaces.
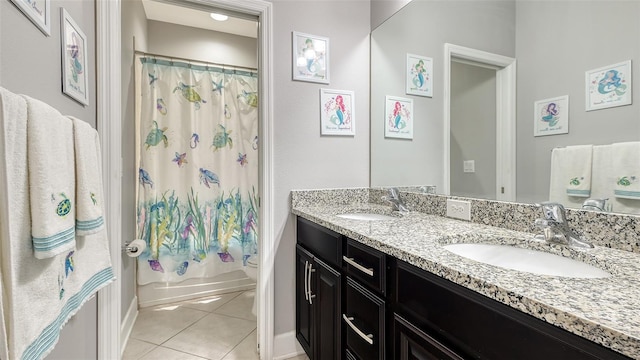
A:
136,58,258,285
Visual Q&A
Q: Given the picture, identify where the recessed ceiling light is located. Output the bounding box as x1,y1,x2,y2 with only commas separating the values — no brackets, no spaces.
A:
210,13,228,21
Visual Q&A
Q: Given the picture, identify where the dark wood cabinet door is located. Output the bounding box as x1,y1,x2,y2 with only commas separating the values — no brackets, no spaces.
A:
314,258,342,360
296,245,314,358
393,314,464,360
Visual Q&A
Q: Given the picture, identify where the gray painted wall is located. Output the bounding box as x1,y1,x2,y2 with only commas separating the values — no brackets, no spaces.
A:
370,1,515,188
370,0,412,30
147,20,257,68
121,0,148,322
516,1,640,204
271,0,371,338
1,1,98,359
450,61,496,199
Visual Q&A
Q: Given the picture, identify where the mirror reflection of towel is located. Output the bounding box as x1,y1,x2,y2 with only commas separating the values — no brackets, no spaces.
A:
612,142,640,200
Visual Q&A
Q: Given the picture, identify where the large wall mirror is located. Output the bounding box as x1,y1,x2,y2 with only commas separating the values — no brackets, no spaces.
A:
371,0,640,214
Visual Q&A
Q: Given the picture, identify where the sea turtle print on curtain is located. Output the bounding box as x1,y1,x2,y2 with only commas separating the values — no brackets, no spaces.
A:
137,57,258,285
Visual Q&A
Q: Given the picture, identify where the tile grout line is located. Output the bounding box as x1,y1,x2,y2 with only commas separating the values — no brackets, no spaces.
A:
219,327,259,360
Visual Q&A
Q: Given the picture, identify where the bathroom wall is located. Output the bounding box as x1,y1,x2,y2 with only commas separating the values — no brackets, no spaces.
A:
370,0,412,30
516,1,640,204
370,1,516,188
147,20,257,68
450,61,497,199
0,0,98,359
270,0,371,353
121,0,148,324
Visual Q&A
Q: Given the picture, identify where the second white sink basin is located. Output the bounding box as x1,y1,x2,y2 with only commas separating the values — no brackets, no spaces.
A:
336,213,397,221
443,243,610,278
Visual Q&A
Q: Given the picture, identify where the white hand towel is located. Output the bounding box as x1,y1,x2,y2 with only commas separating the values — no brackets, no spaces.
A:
23,95,76,259
612,142,640,200
564,145,593,197
549,147,589,209
70,117,105,236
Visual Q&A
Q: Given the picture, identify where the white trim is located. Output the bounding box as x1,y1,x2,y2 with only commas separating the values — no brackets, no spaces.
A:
272,331,305,360
96,0,122,359
443,43,516,201
97,0,274,359
120,296,139,357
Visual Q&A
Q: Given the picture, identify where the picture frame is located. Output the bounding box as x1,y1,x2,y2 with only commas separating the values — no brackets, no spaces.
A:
292,31,330,84
61,8,89,106
9,0,50,36
534,95,569,137
320,89,355,136
385,95,413,139
406,53,433,97
585,60,632,111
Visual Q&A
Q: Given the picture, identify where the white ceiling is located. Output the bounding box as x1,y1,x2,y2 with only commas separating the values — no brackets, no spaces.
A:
141,0,258,39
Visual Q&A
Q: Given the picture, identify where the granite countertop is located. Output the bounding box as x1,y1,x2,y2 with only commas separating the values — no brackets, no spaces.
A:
292,203,640,359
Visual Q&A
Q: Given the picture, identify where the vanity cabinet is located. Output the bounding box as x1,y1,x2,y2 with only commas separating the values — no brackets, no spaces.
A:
393,260,632,360
296,217,632,360
296,218,343,360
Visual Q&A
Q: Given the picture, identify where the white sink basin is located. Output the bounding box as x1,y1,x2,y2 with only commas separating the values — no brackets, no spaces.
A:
443,243,610,278
336,213,397,221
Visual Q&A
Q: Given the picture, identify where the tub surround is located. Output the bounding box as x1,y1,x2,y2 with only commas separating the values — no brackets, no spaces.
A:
291,188,640,359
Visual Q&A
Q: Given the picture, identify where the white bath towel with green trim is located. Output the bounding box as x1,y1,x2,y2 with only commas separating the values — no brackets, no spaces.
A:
563,145,593,197
70,117,105,236
1,88,115,360
612,142,640,200
23,95,76,259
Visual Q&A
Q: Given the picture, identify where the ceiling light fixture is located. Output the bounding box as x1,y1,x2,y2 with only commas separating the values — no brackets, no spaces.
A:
210,13,228,21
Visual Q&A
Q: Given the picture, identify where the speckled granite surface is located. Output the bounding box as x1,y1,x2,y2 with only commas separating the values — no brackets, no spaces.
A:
291,188,640,359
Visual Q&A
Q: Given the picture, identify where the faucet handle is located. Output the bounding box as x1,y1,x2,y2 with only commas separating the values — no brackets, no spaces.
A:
536,202,566,223
388,187,400,199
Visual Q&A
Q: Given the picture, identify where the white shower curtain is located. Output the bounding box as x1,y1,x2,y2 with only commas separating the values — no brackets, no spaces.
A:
136,57,258,285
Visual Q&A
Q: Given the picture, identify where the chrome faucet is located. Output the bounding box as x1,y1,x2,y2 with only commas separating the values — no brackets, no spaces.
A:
581,198,610,212
383,188,410,213
534,202,593,248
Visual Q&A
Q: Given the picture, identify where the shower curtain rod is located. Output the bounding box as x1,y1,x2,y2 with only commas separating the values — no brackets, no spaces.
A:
134,50,257,72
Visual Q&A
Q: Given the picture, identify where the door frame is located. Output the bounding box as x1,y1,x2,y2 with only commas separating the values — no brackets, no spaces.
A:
443,43,516,201
95,0,274,358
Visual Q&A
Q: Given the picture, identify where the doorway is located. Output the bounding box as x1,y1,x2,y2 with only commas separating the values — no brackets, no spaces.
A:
443,43,517,201
96,0,274,359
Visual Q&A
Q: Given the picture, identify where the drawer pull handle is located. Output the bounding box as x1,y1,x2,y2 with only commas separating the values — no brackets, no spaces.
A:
308,263,315,305
343,314,374,345
304,261,309,301
343,256,374,277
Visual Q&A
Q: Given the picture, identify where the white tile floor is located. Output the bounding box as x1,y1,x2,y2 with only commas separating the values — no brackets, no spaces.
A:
123,290,309,360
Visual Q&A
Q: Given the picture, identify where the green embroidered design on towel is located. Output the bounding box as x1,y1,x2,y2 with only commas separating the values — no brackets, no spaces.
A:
56,193,71,217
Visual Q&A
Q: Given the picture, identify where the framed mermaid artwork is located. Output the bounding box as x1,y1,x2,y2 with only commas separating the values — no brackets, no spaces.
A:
406,54,433,97
9,0,50,36
292,31,330,84
534,95,569,137
585,60,632,111
61,8,89,106
320,89,355,136
385,95,413,139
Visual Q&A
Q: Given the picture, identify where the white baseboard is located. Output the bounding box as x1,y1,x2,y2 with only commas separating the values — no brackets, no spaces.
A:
272,330,305,360
120,296,139,356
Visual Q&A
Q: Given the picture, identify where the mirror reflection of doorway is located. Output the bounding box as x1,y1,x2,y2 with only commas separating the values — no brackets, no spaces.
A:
450,61,497,200
443,43,516,201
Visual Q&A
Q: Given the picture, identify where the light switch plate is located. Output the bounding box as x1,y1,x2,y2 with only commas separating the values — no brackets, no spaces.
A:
463,160,475,173
446,199,471,221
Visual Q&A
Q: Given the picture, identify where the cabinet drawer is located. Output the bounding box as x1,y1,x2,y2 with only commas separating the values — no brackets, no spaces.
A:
297,217,343,268
344,277,385,360
344,239,386,295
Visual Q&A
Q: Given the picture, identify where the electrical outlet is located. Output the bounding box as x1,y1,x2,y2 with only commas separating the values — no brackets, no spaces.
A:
446,199,471,221
463,160,475,173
